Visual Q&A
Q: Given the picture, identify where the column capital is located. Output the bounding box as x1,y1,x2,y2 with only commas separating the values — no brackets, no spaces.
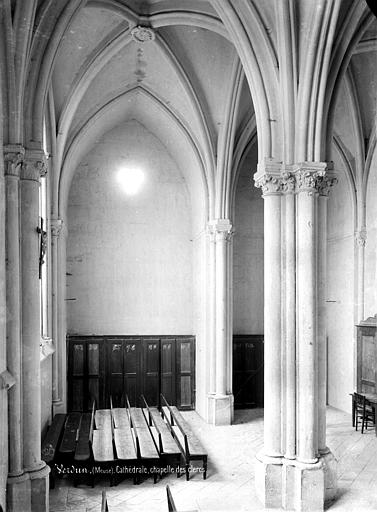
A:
254,158,283,196
21,149,48,182
51,219,64,238
207,219,233,241
293,162,336,196
355,228,367,247
4,144,25,177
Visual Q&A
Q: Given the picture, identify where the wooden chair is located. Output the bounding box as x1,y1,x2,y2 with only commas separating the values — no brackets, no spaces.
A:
354,392,375,433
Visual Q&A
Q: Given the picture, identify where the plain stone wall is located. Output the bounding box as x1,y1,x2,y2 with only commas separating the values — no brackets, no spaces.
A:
327,149,355,413
233,143,264,335
66,121,193,335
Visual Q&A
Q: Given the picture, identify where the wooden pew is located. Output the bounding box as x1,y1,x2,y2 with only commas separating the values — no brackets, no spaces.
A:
160,394,208,481
91,405,115,486
142,396,181,474
95,409,112,430
110,398,138,485
126,396,160,483
73,404,94,486
41,413,66,489
59,412,82,462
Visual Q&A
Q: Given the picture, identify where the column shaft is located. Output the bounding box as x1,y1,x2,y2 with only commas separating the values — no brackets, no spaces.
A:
264,193,282,457
296,188,317,463
318,194,328,453
208,229,216,395
51,219,62,405
20,157,45,472
5,157,23,476
284,190,296,459
215,230,228,396
57,224,68,410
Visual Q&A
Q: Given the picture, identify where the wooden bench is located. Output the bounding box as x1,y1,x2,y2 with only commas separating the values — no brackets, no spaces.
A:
142,396,181,474
161,394,207,481
95,409,112,430
91,405,115,486
73,406,94,487
41,413,66,489
110,398,138,485
58,412,81,461
127,397,160,483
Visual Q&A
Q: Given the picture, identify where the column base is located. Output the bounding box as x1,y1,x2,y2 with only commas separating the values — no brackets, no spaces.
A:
293,459,325,512
7,473,31,512
207,394,233,425
255,452,283,508
255,451,337,511
7,465,50,512
52,399,66,415
321,449,337,503
30,464,50,512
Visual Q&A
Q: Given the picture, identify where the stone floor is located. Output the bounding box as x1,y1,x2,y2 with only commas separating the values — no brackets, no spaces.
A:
49,407,377,512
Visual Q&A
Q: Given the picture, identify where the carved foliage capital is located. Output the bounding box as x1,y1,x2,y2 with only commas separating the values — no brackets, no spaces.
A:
51,219,63,238
254,174,283,195
355,229,367,247
207,219,233,242
4,145,25,177
21,151,48,182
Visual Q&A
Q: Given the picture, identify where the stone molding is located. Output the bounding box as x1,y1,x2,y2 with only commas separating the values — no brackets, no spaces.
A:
131,26,155,44
50,219,63,239
4,144,25,177
355,228,367,247
21,150,47,182
254,160,337,197
207,219,233,242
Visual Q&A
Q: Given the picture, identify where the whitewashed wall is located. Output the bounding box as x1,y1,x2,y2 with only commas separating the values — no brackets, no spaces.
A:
233,143,264,335
67,121,194,335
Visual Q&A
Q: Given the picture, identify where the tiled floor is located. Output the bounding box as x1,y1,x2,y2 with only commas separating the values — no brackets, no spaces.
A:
49,407,377,511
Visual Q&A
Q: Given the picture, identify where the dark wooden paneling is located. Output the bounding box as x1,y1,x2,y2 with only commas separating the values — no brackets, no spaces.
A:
142,338,160,406
357,318,377,395
161,339,176,405
67,336,195,412
233,335,264,408
176,337,195,409
124,339,141,407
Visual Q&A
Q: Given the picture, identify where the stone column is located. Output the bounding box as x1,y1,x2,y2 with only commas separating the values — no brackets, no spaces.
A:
208,219,234,425
355,228,366,323
317,172,337,502
254,160,284,508
4,146,32,512
57,221,68,412
296,167,320,465
282,172,296,461
51,218,63,411
293,163,336,511
207,225,216,397
20,150,49,511
5,146,24,477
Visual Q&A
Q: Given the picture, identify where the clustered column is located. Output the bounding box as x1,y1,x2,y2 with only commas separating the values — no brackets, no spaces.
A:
207,219,234,425
20,150,49,511
253,159,337,511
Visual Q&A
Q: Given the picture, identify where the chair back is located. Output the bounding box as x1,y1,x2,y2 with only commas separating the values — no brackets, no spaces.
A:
354,392,366,408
